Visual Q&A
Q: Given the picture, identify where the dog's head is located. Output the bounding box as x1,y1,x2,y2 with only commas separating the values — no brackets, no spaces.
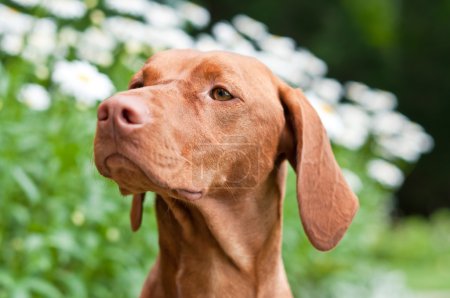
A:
94,49,358,251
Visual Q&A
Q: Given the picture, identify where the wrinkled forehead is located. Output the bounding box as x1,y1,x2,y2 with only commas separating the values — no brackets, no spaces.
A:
130,49,276,90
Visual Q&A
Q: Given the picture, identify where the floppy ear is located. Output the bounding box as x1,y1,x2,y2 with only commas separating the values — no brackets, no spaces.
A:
279,83,359,251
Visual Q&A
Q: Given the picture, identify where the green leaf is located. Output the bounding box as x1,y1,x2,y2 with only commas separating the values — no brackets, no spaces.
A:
24,277,62,298
0,270,15,291
11,166,40,204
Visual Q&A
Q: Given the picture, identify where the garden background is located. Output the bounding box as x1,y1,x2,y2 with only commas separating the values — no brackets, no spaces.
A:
1,0,449,297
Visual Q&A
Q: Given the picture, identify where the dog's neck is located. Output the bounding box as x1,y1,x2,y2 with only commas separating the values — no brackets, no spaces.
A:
140,161,293,298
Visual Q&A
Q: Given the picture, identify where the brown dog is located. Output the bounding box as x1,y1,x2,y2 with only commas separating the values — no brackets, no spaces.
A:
94,49,358,298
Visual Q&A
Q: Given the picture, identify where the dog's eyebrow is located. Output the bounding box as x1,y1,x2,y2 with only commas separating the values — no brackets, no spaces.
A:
128,71,144,89
142,67,162,83
189,60,246,97
191,59,240,80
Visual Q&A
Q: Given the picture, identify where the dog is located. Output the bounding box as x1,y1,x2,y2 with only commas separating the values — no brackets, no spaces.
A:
94,49,358,297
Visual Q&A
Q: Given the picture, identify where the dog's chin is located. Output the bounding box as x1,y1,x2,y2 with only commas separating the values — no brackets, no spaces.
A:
104,154,156,195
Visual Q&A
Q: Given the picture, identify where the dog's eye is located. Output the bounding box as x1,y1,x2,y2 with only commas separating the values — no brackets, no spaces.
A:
211,88,233,101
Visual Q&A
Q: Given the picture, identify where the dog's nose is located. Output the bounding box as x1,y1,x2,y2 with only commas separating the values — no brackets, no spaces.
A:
97,96,149,129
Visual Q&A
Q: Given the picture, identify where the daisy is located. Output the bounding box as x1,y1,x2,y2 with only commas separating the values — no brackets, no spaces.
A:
341,169,363,193
305,90,344,140
0,4,35,35
346,81,397,111
52,60,114,106
41,0,87,19
0,34,24,55
375,121,434,162
103,16,148,44
334,104,371,150
146,27,194,49
312,78,343,104
367,159,404,188
144,2,180,28
258,34,296,59
104,0,149,17
18,84,51,111
22,18,57,62
232,15,268,41
77,28,116,67
179,2,210,29
10,0,40,8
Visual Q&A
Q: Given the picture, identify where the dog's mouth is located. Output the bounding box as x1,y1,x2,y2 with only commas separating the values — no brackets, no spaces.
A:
104,153,162,195
102,153,203,201
100,153,203,232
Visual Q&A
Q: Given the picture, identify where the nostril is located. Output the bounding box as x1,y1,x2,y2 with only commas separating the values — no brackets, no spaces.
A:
121,108,132,124
98,96,149,127
97,104,109,121
121,107,143,125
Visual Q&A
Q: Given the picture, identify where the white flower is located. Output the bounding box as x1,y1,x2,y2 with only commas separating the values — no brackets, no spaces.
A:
372,111,434,162
254,52,309,86
18,84,51,111
212,22,243,47
404,122,434,153
124,40,145,55
103,16,148,44
371,111,408,136
333,104,371,150
312,78,343,103
362,89,397,112
305,91,344,140
52,60,115,106
375,124,434,163
144,2,180,28
230,39,256,56
258,34,296,59
345,81,368,101
179,2,210,29
147,27,194,49
346,81,397,111
377,135,416,163
292,50,327,77
41,0,87,19
89,9,105,26
10,0,40,8
77,28,116,67
58,26,79,48
367,159,404,188
195,33,226,51
232,14,268,41
104,0,149,16
342,169,363,193
0,4,35,35
0,34,24,55
22,18,57,62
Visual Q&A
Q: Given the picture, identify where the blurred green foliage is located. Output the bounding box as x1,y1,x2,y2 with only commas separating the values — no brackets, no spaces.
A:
1,0,450,297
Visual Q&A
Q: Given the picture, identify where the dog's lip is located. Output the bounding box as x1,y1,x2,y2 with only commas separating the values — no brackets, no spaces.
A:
102,153,203,201
175,189,203,201
103,153,166,191
104,153,138,173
